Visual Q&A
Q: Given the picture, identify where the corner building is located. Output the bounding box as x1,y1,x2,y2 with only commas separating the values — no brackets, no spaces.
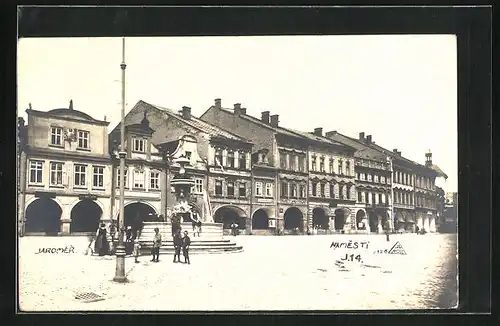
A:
18,101,113,235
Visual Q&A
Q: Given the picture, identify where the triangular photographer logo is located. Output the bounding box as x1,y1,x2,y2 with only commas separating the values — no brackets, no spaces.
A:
388,241,407,255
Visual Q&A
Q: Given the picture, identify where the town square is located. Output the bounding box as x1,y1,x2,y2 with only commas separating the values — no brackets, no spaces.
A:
17,35,458,311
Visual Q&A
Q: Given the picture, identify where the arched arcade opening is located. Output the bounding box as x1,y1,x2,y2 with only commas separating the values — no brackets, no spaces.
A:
214,206,247,230
119,202,158,236
284,207,303,231
334,208,349,231
25,198,62,234
70,199,102,233
356,209,367,230
312,207,329,229
252,209,269,230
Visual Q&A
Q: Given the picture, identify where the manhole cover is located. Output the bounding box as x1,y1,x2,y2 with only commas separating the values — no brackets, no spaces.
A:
74,291,105,303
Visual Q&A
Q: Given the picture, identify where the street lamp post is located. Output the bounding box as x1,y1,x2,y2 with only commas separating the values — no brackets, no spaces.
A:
113,37,128,283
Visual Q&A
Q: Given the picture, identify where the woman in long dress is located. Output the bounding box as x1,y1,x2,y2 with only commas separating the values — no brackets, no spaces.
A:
94,223,109,256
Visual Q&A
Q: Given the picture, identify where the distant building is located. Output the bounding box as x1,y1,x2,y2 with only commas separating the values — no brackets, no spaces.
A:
18,101,112,235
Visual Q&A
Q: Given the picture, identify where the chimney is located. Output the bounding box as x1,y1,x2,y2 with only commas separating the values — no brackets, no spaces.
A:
313,127,323,137
214,98,221,108
261,111,270,124
366,135,372,143
425,151,433,167
325,130,337,138
393,149,399,155
241,107,247,115
359,132,365,140
182,106,192,120
69,99,73,110
234,103,242,116
270,114,279,127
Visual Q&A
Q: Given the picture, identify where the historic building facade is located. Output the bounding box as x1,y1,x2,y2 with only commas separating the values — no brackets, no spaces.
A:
108,112,167,228
113,100,254,234
18,101,113,235
325,131,393,233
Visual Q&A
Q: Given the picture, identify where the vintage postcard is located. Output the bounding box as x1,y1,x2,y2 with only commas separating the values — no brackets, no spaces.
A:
17,34,458,311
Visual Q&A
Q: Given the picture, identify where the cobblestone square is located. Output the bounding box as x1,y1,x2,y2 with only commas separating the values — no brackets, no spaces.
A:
18,233,457,311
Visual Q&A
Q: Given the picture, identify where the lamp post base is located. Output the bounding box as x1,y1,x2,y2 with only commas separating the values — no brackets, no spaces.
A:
113,244,128,283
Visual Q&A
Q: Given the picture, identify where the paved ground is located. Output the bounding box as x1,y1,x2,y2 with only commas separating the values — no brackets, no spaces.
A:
18,233,458,311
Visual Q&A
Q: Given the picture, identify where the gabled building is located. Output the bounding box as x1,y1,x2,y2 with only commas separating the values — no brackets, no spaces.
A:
111,100,254,234
324,131,393,233
18,101,112,235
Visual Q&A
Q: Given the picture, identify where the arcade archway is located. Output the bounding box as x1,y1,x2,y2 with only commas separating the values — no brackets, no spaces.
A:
356,209,367,230
70,199,102,233
214,206,247,229
334,208,348,231
25,198,62,234
312,207,329,229
119,202,158,230
368,211,379,232
284,207,303,230
251,209,269,230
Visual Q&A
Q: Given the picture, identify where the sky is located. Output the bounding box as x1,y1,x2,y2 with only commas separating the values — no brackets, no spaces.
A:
17,35,457,192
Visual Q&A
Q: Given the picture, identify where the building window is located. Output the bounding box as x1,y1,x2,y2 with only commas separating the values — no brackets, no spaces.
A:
227,151,235,168
92,166,104,188
298,156,305,172
300,184,306,198
214,148,223,166
29,160,43,184
378,193,383,205
215,180,223,196
346,186,351,199
319,157,325,172
255,182,263,196
116,168,128,188
281,182,288,197
150,171,160,190
339,185,344,199
381,176,385,184
338,160,343,175
311,182,318,197
360,173,365,181
374,175,379,183
311,156,317,171
367,174,372,182
227,181,235,196
133,170,144,188
320,183,326,197
184,151,192,160
50,162,63,185
50,127,62,146
77,130,90,149
329,159,334,174
280,153,287,169
133,138,146,153
345,161,350,176
291,183,298,197
74,164,87,187
358,191,362,202
238,182,246,197
289,155,296,171
239,152,246,169
330,183,335,198
265,183,273,197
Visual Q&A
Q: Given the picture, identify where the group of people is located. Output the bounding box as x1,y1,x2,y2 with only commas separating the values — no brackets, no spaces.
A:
150,227,191,264
89,221,144,257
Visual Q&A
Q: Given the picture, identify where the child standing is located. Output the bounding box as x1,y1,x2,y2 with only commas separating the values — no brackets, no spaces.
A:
133,238,141,263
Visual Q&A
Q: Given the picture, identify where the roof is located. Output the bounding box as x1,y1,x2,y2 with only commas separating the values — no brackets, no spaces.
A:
428,164,448,179
27,108,109,126
220,108,305,140
325,131,390,162
146,102,252,144
288,129,357,153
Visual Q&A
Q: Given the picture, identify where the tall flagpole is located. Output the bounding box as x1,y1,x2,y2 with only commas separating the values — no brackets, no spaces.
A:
114,37,128,283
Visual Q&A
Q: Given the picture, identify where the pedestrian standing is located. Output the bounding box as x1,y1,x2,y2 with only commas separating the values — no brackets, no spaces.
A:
173,229,182,263
196,220,202,237
151,227,161,262
231,222,238,236
95,223,110,256
133,238,141,263
182,230,191,264
192,219,197,234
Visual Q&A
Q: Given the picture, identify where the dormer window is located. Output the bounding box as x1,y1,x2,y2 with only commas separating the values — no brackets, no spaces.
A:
50,127,62,146
184,151,192,160
77,130,90,149
133,138,146,153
